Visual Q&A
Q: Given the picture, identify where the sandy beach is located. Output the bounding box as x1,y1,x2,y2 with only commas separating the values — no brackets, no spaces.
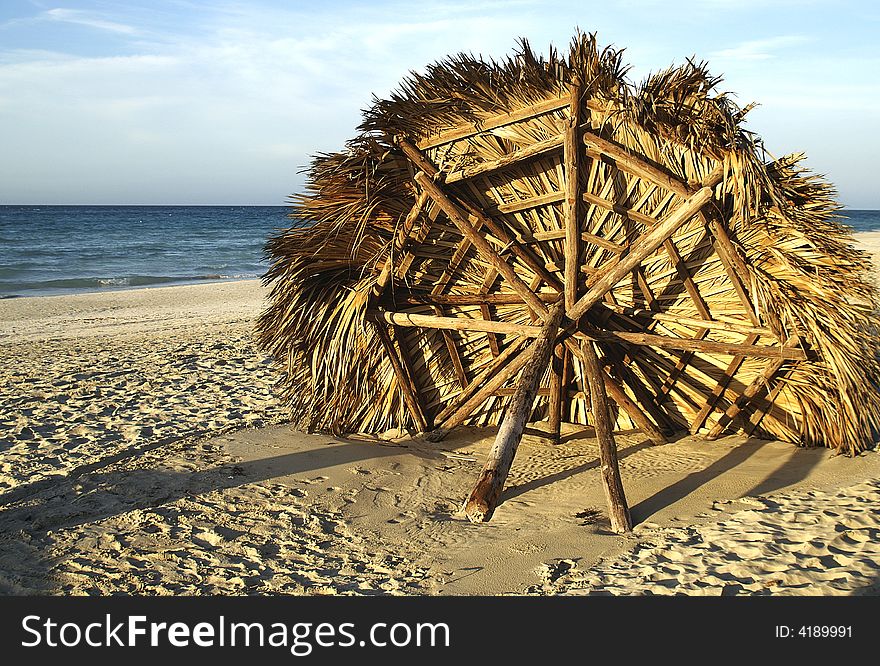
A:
2,236,880,596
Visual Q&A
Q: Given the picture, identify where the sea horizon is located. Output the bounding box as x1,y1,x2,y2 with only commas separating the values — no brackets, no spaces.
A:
2,204,879,299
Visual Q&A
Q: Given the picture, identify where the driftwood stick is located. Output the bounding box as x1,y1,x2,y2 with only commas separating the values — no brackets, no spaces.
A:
567,186,714,322
463,301,565,522
580,340,632,533
371,322,428,432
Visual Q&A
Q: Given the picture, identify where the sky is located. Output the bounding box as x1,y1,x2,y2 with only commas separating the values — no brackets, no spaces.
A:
0,0,878,207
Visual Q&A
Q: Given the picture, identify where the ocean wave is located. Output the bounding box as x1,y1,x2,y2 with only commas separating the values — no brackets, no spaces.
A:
0,273,262,296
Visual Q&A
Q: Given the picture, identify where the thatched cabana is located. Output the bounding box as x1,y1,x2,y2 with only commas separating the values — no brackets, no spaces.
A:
258,33,880,529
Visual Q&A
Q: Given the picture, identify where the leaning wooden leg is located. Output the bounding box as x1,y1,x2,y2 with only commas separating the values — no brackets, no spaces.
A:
581,340,632,533
463,301,565,522
547,343,566,441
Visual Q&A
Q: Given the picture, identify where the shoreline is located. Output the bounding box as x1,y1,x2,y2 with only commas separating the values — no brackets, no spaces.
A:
0,275,263,302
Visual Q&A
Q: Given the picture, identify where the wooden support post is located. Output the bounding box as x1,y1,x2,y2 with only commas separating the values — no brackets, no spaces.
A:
547,343,566,441
564,338,667,445
463,301,565,522
414,171,550,320
580,340,632,533
567,187,714,323
371,322,428,432
564,80,582,312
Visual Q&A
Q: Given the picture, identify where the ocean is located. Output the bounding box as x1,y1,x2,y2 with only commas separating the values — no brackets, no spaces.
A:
0,206,878,299
0,205,301,298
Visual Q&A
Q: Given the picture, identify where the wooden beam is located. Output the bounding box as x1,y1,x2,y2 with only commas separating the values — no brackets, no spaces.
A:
414,171,550,320
398,291,560,306
433,338,526,424
580,339,632,533
582,191,657,228
602,305,771,336
369,310,805,359
577,328,805,360
705,340,796,439
567,187,714,323
397,137,562,291
705,215,763,327
745,380,787,436
604,348,678,436
368,310,543,337
371,322,428,432
489,190,565,215
583,131,691,197
690,333,760,433
432,305,469,388
478,267,502,357
444,133,564,184
416,96,570,150
564,80,582,312
532,228,626,254
464,301,565,522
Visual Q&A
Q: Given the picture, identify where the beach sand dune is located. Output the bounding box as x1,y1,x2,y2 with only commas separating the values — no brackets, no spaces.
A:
2,240,880,595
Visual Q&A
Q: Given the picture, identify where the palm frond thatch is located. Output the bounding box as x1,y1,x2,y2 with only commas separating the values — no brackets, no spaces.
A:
258,32,880,455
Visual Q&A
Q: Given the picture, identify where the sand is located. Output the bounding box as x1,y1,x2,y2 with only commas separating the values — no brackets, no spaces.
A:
2,235,880,596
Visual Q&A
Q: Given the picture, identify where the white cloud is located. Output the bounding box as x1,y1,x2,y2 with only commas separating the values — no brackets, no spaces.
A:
710,35,808,61
44,8,137,35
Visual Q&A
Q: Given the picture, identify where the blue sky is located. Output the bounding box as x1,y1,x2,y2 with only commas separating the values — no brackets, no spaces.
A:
1,0,878,206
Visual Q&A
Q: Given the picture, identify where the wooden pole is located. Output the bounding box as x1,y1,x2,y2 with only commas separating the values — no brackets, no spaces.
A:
580,340,632,533
444,133,564,184
417,96,570,150
564,79,582,312
373,191,430,297
704,337,797,440
396,137,563,291
433,338,526,424
547,343,566,441
368,310,805,359
428,341,535,440
463,301,565,522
